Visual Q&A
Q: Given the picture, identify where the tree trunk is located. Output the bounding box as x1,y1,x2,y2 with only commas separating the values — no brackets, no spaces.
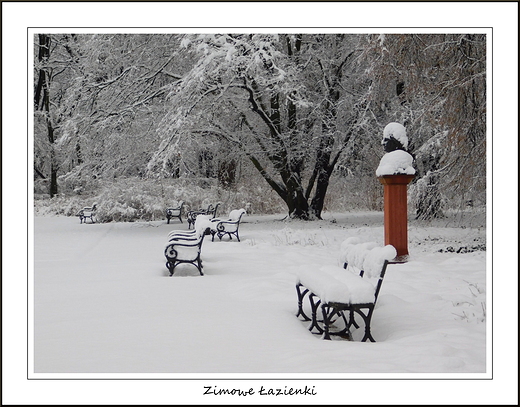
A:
309,167,332,219
35,34,59,197
285,177,310,219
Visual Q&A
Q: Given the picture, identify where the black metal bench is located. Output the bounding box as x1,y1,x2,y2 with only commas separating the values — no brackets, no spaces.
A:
165,201,184,224
164,216,213,276
76,204,97,224
296,240,397,342
186,203,220,229
209,209,246,241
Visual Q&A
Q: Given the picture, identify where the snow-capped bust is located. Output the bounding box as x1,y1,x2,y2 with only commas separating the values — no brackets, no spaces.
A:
382,122,408,152
376,122,416,176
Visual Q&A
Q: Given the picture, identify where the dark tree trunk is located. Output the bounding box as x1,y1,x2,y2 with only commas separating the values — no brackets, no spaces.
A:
35,34,59,198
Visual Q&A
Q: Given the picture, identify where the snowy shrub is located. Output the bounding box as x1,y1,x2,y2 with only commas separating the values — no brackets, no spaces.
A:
34,173,390,221
34,175,290,222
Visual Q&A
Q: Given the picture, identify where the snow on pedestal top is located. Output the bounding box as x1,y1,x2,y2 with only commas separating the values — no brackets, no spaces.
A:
376,149,416,176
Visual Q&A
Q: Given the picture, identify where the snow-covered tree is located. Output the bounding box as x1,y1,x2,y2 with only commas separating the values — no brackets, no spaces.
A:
34,34,84,197
34,33,486,220
34,34,187,196
150,34,368,219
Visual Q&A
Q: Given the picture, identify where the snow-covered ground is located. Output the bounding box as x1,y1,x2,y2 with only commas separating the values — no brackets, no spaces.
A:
31,211,488,374
10,207,514,404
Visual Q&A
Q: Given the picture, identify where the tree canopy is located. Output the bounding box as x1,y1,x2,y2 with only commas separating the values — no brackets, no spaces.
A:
34,33,486,220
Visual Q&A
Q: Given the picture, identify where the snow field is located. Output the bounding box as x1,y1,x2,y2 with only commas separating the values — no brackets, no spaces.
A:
32,212,486,375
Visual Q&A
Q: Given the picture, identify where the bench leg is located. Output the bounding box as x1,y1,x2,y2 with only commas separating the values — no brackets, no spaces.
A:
197,257,204,276
320,305,352,340
321,304,332,340
351,307,376,342
166,259,205,277
308,294,323,334
166,261,175,276
295,284,311,321
349,309,360,329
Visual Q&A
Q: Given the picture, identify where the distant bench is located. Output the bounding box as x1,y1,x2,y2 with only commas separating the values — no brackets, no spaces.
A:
165,201,184,224
164,216,213,276
187,203,220,229
77,204,97,224
295,238,396,342
208,209,246,242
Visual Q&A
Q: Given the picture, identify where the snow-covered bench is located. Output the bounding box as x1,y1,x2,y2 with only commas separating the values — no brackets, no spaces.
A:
295,238,396,342
208,209,246,242
165,201,184,224
76,203,97,224
186,203,220,229
164,216,213,276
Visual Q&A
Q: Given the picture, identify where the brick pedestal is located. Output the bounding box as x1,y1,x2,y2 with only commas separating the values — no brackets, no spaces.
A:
378,174,415,262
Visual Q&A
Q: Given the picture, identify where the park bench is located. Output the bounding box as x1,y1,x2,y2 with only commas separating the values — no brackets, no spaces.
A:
295,238,397,342
164,216,213,276
76,203,97,224
165,201,184,224
208,208,246,242
186,203,220,229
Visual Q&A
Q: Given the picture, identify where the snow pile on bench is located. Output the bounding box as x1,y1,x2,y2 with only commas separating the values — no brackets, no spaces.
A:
229,208,246,221
297,240,396,304
340,237,378,270
362,245,397,278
